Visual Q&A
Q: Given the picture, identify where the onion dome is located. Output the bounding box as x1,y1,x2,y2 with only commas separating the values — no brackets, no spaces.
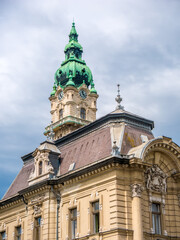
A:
54,22,95,89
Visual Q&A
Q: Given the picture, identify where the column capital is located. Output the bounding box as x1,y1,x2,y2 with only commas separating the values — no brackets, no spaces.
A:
131,183,144,198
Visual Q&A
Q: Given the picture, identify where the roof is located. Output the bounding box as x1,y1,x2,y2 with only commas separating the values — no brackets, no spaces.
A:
2,161,34,200
2,109,154,201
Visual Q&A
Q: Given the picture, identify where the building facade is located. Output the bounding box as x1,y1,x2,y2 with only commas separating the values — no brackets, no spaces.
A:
0,23,180,240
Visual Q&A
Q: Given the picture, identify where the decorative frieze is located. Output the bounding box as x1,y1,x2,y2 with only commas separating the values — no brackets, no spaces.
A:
145,164,167,193
131,183,144,198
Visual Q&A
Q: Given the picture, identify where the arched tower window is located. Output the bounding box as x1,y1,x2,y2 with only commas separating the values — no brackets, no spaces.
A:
39,161,42,175
80,108,86,120
59,109,63,119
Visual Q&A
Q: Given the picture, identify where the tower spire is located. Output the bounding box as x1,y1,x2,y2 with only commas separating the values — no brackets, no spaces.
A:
115,84,124,110
69,21,78,42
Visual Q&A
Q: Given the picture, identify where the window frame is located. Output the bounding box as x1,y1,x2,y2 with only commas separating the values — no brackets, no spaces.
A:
0,231,6,240
152,202,162,235
80,108,86,120
15,225,22,240
59,109,63,119
92,201,100,234
70,208,77,240
38,161,42,175
34,216,42,240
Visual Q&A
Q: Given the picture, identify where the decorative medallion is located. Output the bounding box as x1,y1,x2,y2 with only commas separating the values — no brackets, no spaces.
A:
145,164,167,193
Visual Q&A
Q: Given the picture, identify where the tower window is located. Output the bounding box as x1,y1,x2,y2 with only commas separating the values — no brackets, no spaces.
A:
92,201,100,233
152,203,161,234
59,109,63,119
39,161,42,175
70,208,77,239
80,108,86,120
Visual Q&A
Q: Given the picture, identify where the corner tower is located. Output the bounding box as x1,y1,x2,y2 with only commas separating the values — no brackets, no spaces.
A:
45,22,98,140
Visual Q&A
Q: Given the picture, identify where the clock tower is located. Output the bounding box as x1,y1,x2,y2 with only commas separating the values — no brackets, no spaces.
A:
45,22,98,140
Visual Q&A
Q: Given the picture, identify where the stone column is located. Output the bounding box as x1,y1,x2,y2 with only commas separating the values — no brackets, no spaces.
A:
131,183,144,240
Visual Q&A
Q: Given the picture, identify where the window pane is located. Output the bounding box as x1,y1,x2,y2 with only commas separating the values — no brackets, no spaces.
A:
92,201,100,233
93,201,99,211
1,232,6,240
70,209,77,239
156,215,161,235
94,213,99,233
16,226,21,240
37,216,41,226
152,203,160,213
71,220,77,239
80,108,86,119
59,109,63,119
35,217,41,240
39,162,42,175
71,208,77,218
152,203,161,235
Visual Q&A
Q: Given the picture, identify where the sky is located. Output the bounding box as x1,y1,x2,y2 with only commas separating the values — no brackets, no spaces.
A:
0,0,180,199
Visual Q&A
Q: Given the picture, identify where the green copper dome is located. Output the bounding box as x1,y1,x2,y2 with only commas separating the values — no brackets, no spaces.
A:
54,22,95,89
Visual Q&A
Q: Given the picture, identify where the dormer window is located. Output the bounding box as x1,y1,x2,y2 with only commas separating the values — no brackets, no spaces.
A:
39,161,42,175
80,108,86,120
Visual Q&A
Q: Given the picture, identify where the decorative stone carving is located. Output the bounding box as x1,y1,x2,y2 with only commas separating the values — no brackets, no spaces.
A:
112,141,120,156
33,204,42,216
145,164,167,193
16,216,22,224
29,170,35,180
131,183,144,198
46,161,54,173
31,194,45,204
0,222,6,231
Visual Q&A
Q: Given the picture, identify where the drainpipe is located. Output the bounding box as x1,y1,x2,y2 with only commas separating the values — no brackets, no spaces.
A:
51,186,61,240
22,195,28,211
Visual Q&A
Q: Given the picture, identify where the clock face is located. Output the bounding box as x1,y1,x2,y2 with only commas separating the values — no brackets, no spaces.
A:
58,91,63,100
79,90,87,99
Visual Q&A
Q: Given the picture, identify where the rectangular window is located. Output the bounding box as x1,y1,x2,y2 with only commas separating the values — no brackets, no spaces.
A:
0,231,6,240
34,216,41,240
152,203,161,235
15,226,21,240
70,208,77,239
92,201,99,233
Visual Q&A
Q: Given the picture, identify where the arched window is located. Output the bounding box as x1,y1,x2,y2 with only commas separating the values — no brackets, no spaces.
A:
80,108,86,120
39,161,42,175
59,109,63,119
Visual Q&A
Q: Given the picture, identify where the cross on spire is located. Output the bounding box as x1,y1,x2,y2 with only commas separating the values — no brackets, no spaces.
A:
115,84,124,110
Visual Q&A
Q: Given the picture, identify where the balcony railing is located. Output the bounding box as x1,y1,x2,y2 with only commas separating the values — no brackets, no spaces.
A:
45,115,90,133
